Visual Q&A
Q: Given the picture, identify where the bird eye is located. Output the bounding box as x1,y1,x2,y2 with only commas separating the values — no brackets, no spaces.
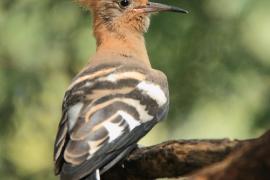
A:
119,0,131,8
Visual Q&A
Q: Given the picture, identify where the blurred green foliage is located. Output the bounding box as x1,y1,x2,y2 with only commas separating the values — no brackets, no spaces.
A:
0,0,269,179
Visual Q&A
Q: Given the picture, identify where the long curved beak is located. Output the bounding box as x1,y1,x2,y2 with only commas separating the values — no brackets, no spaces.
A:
134,2,188,14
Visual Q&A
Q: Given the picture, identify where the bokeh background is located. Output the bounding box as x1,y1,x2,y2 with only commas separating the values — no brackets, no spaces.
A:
0,0,270,179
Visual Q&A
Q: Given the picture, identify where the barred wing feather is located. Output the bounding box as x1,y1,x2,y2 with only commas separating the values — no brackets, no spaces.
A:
54,64,169,180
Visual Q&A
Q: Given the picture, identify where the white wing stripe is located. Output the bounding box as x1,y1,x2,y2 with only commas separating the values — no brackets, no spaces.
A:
137,81,167,107
118,111,140,130
119,98,153,122
100,71,145,82
103,121,125,143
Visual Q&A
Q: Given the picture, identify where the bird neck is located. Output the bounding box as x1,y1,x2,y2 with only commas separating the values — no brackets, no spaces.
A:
91,22,151,68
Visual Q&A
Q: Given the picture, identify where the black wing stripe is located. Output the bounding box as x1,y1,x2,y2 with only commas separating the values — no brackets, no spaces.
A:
67,67,116,90
78,64,120,78
87,101,140,127
70,71,145,92
84,97,153,123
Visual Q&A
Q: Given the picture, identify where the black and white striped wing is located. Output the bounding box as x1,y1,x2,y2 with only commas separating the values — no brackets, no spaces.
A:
54,64,169,180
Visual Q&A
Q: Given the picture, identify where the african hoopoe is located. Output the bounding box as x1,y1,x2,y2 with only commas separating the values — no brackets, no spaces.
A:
54,0,187,179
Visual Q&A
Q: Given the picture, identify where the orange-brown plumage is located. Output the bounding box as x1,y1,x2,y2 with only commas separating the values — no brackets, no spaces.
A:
79,0,151,67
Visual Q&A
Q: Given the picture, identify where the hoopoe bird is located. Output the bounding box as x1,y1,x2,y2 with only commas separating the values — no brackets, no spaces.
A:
54,0,187,179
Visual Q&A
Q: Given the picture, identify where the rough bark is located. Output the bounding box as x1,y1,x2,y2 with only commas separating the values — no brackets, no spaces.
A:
189,131,270,180
102,131,270,180
102,138,244,179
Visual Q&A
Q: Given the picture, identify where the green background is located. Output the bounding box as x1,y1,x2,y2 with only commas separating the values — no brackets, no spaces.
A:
0,0,269,179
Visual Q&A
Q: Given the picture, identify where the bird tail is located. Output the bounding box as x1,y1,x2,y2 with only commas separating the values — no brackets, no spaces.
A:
81,169,100,180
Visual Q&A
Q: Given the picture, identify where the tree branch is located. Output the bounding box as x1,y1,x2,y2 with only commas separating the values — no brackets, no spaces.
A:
102,138,246,180
189,130,270,180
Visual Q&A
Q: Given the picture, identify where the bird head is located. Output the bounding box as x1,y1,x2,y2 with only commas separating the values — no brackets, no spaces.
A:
78,0,187,36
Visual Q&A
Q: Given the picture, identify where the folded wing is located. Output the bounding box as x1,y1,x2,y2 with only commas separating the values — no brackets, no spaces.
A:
54,63,169,180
